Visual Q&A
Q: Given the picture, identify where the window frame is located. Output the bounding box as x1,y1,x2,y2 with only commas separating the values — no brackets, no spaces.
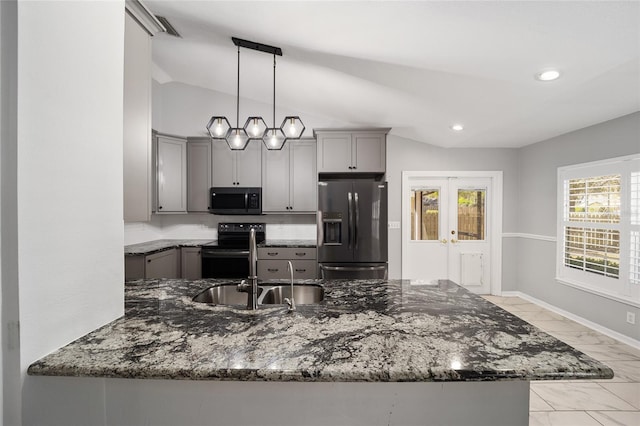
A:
556,154,639,307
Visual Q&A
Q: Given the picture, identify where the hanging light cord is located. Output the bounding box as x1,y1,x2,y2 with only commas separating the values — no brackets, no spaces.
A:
236,45,240,130
272,53,276,129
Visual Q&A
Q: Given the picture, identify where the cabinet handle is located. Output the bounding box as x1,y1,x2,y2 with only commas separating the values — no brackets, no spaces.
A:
267,252,278,256
158,206,163,210
295,252,306,257
295,269,306,273
147,259,151,263
267,268,279,272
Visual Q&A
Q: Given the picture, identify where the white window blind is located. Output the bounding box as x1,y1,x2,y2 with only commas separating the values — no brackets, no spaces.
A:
631,172,640,286
557,155,639,305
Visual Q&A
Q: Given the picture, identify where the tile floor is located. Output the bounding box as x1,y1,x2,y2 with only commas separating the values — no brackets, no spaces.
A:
483,295,640,426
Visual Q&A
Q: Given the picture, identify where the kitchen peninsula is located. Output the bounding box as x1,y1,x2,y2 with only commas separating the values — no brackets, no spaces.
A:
26,278,612,426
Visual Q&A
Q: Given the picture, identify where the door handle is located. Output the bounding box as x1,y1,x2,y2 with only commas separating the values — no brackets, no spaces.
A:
451,239,458,244
347,192,353,250
354,192,359,250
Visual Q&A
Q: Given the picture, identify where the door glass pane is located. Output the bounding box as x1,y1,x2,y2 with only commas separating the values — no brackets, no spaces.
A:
458,189,485,241
411,189,439,240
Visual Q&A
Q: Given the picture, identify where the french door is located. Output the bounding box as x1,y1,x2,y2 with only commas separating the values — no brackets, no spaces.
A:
402,172,502,294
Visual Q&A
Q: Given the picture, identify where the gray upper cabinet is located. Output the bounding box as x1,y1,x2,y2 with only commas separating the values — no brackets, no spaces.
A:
155,133,187,213
315,128,389,174
262,138,317,213
187,137,212,212
212,139,262,187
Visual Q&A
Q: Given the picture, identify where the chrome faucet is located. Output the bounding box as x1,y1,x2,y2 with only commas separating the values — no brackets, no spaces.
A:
284,260,296,313
246,227,259,310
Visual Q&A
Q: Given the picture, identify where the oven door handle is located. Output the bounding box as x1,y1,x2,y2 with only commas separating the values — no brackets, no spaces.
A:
202,250,250,257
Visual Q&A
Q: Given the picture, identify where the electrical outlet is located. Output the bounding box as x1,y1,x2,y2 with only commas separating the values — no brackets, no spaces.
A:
627,312,636,325
388,221,400,229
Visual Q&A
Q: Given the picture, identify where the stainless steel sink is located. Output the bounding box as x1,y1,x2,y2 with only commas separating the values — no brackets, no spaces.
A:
192,284,261,305
192,283,324,306
260,284,325,305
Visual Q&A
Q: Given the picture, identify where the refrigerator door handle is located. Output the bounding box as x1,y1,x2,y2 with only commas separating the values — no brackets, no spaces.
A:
354,192,359,250
347,192,353,250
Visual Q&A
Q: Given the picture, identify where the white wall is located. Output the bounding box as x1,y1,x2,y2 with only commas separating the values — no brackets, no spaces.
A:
17,0,126,419
1,0,20,424
386,135,519,283
516,112,640,340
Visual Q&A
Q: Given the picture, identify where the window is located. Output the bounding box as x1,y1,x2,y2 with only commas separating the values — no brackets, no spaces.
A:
557,155,639,304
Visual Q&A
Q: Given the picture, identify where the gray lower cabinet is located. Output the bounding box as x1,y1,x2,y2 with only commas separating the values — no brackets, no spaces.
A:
181,247,202,279
257,247,317,280
125,248,180,280
186,138,212,212
262,138,317,212
155,133,187,213
211,139,262,187
314,128,389,174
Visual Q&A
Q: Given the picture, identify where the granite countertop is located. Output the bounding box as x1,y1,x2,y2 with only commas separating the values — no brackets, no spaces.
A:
27,279,613,382
125,239,316,256
260,239,317,248
124,239,215,256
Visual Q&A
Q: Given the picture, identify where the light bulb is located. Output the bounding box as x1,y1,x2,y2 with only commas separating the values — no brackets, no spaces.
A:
214,121,224,136
270,134,278,147
289,123,297,136
251,120,260,136
234,132,242,147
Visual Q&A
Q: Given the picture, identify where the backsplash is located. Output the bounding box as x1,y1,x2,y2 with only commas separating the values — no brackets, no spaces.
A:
124,214,316,245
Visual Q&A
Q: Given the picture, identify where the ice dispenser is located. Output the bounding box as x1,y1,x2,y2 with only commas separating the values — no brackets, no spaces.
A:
321,212,342,246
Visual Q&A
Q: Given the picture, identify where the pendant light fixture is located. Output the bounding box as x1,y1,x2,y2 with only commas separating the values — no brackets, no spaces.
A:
206,37,304,151
263,53,286,150
226,45,250,150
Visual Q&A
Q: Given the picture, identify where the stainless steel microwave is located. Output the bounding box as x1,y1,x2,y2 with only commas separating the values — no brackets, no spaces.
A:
209,187,262,215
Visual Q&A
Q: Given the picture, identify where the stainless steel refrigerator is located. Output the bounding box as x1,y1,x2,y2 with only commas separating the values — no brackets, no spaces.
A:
317,180,388,279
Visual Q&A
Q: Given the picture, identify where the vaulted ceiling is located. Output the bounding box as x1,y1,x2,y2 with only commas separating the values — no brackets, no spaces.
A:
146,1,640,148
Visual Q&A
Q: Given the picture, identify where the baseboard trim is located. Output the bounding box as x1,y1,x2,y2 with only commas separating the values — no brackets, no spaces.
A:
501,291,640,350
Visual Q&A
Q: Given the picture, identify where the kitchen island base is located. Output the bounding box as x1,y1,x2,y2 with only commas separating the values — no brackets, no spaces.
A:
24,376,529,426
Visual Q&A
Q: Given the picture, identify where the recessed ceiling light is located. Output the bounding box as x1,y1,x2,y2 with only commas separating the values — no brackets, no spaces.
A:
451,124,464,131
536,69,561,81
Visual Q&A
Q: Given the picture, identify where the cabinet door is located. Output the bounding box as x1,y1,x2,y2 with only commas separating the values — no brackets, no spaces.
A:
352,133,386,173
290,140,317,212
258,260,288,280
181,247,202,279
236,141,262,187
187,139,212,212
262,145,291,212
211,139,235,187
317,133,353,173
146,249,179,279
157,135,187,213
123,14,152,222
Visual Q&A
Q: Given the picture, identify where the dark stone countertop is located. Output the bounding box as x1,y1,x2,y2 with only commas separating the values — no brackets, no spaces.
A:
260,239,317,248
125,239,316,256
124,239,215,256
27,278,613,382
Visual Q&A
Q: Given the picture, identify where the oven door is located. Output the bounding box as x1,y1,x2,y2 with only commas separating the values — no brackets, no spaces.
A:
201,248,250,279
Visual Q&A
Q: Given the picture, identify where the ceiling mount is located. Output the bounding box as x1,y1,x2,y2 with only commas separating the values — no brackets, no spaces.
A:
232,37,282,56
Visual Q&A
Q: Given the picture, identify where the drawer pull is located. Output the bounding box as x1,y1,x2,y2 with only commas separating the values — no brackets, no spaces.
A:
295,269,306,273
267,252,279,256
295,252,307,257
267,268,279,272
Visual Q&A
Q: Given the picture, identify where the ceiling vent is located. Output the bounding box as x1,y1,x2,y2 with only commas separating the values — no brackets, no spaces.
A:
155,16,181,38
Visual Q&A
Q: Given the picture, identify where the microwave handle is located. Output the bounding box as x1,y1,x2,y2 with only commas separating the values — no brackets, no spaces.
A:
244,192,248,211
